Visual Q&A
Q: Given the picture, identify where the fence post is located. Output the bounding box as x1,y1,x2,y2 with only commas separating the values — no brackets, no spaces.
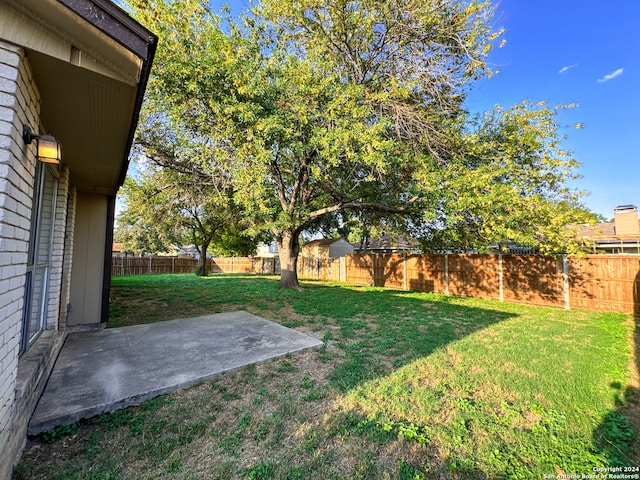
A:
444,254,449,296
403,254,408,290
172,256,175,274
498,254,504,302
149,255,152,274
371,253,375,285
563,255,570,310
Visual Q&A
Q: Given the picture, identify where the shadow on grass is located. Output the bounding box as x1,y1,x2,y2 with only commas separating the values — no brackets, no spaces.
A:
592,270,640,467
313,286,516,392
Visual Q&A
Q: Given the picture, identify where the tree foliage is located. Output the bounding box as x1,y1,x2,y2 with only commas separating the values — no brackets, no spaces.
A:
115,158,256,274
126,0,595,287
128,0,503,287
418,101,597,254
114,174,178,255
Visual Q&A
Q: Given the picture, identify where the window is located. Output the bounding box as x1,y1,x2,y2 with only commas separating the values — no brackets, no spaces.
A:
19,163,57,355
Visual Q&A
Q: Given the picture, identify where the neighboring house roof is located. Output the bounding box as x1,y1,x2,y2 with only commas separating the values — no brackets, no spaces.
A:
304,238,350,247
1,0,157,194
573,205,640,253
576,206,640,240
173,244,200,256
574,222,617,239
112,242,123,253
353,234,417,253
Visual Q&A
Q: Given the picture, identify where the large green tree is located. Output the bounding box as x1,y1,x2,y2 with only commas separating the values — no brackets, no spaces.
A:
115,174,177,255
129,0,503,288
417,101,598,254
133,119,257,273
115,141,254,274
116,163,256,272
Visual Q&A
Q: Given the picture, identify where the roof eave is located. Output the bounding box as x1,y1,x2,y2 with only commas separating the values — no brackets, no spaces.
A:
58,0,158,189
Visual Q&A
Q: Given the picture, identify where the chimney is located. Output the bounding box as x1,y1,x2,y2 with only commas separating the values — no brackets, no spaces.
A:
614,205,640,235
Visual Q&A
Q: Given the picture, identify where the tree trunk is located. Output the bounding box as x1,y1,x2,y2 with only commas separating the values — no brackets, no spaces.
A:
277,229,302,289
196,238,211,276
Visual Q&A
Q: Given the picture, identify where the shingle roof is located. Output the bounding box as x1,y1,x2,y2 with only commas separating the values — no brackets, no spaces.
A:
304,238,347,247
352,234,417,252
576,220,640,239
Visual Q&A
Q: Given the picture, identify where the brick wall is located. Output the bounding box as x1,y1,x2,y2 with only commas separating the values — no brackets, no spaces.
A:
46,167,69,329
0,39,39,479
58,185,76,329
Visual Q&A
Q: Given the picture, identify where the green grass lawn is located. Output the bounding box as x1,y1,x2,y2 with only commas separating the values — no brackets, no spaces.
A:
15,274,639,479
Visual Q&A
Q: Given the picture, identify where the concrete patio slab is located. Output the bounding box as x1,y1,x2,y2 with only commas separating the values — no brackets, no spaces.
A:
28,311,323,435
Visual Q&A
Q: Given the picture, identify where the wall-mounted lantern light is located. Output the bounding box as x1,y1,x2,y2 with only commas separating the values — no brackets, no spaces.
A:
23,125,62,164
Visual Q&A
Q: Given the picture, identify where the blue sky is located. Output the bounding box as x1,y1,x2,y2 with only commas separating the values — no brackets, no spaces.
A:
210,0,639,219
465,0,640,219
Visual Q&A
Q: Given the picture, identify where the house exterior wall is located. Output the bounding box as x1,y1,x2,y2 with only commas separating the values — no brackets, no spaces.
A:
0,41,72,480
303,244,329,258
0,1,155,474
58,186,77,330
0,40,38,480
593,241,640,255
256,241,279,257
68,191,107,327
39,167,69,331
303,239,355,259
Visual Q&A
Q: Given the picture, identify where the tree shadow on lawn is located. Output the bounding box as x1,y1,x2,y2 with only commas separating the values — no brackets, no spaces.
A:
288,281,517,391
592,272,640,468
298,281,636,478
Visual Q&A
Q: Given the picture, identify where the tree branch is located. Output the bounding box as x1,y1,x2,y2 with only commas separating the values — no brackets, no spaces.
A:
308,195,422,220
289,150,313,213
268,146,290,212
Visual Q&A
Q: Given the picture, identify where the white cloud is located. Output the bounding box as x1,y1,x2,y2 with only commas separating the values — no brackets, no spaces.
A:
597,68,624,83
558,64,577,74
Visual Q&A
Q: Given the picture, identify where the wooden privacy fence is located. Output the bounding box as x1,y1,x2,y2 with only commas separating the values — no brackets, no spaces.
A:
112,254,640,315
112,256,200,275
346,254,640,315
298,256,347,282
111,255,341,279
208,257,280,274
111,256,280,276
